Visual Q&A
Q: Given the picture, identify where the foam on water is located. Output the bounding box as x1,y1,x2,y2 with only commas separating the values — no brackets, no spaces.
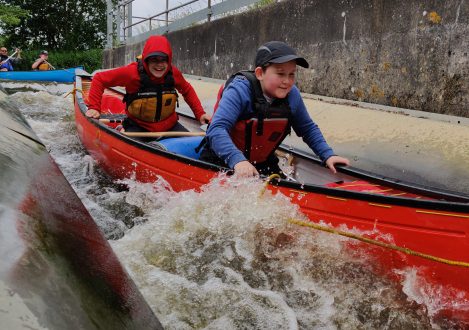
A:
108,176,434,329
4,86,467,328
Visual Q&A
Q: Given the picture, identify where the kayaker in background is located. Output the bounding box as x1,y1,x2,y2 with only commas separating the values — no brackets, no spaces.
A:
32,50,54,70
85,35,210,132
0,47,22,71
201,41,350,177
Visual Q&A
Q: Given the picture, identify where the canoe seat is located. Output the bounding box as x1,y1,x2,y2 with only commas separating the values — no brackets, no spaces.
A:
151,136,204,160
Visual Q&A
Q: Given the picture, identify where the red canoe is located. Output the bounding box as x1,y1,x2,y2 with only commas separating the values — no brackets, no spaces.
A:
73,71,469,324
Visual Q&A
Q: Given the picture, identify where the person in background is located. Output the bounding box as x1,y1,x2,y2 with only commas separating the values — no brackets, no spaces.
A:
85,35,210,132
32,50,53,70
201,41,350,177
0,47,22,71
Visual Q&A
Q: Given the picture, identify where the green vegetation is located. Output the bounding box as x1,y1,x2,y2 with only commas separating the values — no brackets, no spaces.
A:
1,0,106,51
250,0,277,9
0,0,107,71
0,3,28,26
15,49,103,72
0,3,29,46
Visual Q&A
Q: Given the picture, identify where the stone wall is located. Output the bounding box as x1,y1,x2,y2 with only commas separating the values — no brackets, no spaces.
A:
103,0,469,116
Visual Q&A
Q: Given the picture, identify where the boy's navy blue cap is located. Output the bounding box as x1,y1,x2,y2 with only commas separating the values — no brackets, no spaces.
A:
255,41,309,68
144,51,168,60
40,50,48,55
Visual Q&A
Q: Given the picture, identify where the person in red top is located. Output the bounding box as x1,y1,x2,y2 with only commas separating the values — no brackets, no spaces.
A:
85,35,210,132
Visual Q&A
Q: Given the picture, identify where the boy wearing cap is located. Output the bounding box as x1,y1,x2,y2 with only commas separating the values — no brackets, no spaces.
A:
86,35,210,132
201,41,349,177
32,50,53,70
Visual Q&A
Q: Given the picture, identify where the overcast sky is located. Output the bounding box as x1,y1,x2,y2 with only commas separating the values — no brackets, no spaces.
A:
131,0,215,18
131,0,165,18
128,0,220,33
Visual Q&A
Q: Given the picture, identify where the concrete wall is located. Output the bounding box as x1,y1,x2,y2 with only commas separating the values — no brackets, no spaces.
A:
103,0,469,117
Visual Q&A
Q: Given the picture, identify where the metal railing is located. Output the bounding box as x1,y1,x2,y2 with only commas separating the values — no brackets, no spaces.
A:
107,0,263,48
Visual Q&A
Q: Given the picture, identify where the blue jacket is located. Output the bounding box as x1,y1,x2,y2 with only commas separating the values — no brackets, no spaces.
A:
0,58,14,71
206,76,335,169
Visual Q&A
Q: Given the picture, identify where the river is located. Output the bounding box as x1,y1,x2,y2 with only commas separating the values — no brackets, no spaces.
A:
2,81,464,329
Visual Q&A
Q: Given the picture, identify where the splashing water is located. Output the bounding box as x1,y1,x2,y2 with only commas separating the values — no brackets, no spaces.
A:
110,176,434,329
4,84,466,329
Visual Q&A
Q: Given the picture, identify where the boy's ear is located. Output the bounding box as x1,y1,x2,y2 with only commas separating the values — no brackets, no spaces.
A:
254,66,264,80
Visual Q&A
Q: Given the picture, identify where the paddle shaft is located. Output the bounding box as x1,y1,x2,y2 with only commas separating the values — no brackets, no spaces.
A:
123,131,205,137
0,50,18,65
44,60,56,70
99,118,124,123
101,118,208,130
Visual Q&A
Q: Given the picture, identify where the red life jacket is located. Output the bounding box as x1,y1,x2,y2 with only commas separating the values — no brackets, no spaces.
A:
123,60,178,124
215,71,291,164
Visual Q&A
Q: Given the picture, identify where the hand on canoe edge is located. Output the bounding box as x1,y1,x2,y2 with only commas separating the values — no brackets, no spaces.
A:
234,160,259,178
325,156,350,174
199,113,211,125
85,109,100,119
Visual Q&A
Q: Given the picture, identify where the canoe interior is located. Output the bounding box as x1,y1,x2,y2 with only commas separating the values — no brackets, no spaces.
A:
77,72,469,205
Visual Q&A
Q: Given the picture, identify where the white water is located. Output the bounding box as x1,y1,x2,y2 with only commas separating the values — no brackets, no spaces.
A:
3,82,464,329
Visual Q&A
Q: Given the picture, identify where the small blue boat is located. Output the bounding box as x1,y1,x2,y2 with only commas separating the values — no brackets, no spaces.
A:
0,66,83,83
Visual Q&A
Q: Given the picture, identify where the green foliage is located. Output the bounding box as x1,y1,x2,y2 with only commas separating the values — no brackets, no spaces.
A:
0,4,28,26
0,3,29,45
1,0,106,51
250,0,277,9
14,49,103,72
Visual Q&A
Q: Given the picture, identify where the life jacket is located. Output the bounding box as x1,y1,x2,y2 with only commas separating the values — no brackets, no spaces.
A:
37,62,52,71
122,60,178,123
217,71,291,164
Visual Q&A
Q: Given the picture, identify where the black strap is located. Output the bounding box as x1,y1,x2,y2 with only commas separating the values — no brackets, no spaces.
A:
236,71,268,136
195,137,207,154
155,86,162,121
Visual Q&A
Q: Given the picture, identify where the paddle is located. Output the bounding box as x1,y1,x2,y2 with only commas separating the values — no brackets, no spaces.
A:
99,118,208,133
98,117,206,137
43,60,56,70
99,118,124,124
0,49,18,65
122,131,205,138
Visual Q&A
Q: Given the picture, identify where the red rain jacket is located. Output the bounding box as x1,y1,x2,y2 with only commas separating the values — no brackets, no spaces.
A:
88,35,205,131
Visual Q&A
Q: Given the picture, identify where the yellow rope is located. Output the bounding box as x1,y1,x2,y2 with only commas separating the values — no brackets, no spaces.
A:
260,174,469,268
288,218,469,268
259,174,281,197
63,87,82,98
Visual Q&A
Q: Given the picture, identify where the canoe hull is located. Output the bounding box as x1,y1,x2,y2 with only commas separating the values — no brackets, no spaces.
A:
0,67,82,83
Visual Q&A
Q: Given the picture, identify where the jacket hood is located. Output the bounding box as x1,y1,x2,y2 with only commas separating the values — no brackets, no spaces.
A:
141,35,173,79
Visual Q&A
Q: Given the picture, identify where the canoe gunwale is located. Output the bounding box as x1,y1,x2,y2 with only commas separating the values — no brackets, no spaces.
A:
273,144,469,204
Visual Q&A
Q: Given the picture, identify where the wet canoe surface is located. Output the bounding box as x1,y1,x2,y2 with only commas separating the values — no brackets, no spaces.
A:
0,89,162,329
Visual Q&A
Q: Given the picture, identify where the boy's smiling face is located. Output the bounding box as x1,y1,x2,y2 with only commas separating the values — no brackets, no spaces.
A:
255,60,297,99
147,56,168,78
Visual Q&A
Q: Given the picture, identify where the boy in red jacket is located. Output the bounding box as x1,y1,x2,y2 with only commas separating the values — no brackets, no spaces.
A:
86,35,210,132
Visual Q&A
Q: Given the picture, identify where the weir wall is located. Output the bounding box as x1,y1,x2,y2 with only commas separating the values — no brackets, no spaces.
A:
103,0,469,116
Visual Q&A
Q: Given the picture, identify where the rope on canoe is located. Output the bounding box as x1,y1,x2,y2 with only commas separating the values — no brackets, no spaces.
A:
259,173,281,197
288,219,469,268
63,87,82,98
261,175,469,268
